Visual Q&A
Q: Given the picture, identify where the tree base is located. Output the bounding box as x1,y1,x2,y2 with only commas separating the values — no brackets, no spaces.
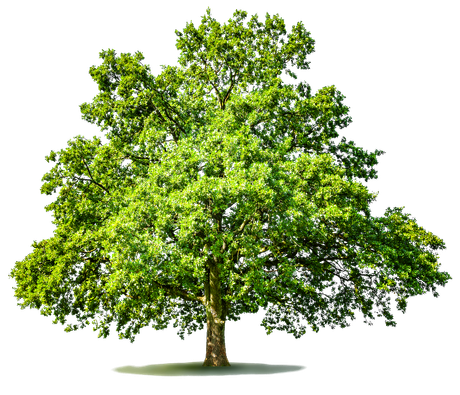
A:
202,358,231,367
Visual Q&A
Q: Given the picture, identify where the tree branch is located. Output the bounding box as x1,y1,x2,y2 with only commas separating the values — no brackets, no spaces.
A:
81,158,110,194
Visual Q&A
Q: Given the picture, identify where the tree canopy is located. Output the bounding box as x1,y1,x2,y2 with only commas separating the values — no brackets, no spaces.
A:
10,8,451,366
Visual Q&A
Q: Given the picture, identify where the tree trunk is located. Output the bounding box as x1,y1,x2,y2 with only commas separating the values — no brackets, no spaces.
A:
202,252,230,367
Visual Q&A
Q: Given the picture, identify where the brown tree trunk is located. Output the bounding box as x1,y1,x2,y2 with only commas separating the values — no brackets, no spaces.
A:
202,252,230,367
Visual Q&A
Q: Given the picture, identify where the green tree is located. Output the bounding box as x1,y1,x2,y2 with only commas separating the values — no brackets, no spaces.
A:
10,8,451,367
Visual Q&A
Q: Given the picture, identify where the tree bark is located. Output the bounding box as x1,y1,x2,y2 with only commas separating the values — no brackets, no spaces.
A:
202,252,230,367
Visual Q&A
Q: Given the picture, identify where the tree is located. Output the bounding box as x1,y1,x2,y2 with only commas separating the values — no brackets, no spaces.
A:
9,8,451,367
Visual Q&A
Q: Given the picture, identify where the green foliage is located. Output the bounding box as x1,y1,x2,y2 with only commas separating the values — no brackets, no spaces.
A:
10,8,451,342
